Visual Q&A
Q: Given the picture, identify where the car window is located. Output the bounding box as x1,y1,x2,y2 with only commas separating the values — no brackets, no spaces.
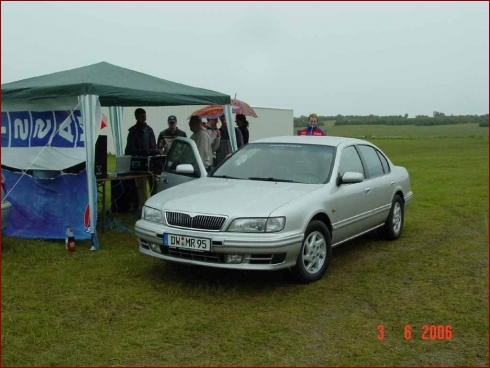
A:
213,143,336,184
376,150,391,174
164,140,200,177
230,147,261,168
338,146,364,178
357,145,385,178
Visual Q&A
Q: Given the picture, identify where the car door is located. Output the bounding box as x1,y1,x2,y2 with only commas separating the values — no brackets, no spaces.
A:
331,145,373,243
357,144,394,227
157,137,207,193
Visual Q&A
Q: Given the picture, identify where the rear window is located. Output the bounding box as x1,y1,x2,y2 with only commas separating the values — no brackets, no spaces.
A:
357,145,385,178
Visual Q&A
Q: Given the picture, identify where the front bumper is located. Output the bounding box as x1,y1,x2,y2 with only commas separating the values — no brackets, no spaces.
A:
135,219,304,270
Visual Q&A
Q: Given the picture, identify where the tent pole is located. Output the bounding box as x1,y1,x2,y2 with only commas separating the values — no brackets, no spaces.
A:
80,94,101,250
223,104,237,152
109,106,124,156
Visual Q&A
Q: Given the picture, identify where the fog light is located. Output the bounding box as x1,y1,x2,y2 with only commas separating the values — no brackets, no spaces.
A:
151,243,162,254
225,254,244,264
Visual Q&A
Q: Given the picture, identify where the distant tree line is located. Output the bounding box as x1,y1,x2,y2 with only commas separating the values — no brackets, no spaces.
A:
294,112,489,127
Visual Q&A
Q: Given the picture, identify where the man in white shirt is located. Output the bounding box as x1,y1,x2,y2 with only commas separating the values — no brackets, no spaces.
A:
189,115,213,172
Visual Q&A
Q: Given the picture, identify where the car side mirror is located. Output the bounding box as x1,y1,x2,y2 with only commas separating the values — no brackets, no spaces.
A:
176,164,195,174
338,172,364,185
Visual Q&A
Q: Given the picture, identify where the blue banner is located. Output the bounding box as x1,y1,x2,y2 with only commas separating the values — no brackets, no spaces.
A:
1,109,84,148
2,169,92,240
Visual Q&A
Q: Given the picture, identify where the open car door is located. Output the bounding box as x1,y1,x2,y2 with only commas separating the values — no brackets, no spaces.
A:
157,137,207,193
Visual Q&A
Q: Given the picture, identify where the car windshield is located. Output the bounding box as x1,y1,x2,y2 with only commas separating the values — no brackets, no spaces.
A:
212,143,336,184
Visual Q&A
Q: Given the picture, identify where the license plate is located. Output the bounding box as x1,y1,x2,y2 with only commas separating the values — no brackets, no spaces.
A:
163,233,211,252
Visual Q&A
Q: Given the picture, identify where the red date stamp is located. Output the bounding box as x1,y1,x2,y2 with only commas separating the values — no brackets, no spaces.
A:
377,325,453,340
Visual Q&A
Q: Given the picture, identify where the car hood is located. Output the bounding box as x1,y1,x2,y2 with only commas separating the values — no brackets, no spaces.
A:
146,178,323,217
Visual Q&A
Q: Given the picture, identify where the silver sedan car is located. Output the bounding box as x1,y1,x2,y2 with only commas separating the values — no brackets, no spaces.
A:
135,136,413,283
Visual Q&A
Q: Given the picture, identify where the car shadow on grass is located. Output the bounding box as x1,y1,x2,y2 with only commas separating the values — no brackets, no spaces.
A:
148,260,298,290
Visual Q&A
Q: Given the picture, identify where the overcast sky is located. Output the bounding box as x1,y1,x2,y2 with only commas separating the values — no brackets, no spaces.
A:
1,1,488,117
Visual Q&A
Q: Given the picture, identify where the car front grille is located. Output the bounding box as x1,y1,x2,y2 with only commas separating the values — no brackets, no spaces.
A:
161,246,223,263
165,211,226,231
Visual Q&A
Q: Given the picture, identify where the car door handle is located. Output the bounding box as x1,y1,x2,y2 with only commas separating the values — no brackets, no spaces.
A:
391,181,396,187
365,187,371,193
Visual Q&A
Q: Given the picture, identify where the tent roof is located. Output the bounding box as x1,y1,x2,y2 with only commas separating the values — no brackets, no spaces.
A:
1,62,230,106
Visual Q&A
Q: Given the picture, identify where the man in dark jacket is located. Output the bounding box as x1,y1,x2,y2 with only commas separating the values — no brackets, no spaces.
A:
157,115,187,154
159,115,187,138
235,114,250,145
125,108,157,155
124,108,158,208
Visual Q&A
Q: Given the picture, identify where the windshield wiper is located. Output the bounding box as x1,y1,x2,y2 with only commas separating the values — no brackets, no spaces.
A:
212,175,243,180
248,177,296,183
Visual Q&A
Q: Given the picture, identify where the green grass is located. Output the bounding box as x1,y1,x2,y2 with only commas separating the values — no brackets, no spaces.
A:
294,122,489,139
1,127,488,366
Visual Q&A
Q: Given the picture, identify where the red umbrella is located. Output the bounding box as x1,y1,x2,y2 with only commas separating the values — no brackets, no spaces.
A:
189,104,240,119
231,98,258,118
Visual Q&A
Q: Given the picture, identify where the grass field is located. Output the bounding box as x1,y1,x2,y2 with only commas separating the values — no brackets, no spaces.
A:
294,122,489,139
1,124,488,366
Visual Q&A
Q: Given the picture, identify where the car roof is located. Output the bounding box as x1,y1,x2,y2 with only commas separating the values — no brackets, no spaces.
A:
251,135,369,147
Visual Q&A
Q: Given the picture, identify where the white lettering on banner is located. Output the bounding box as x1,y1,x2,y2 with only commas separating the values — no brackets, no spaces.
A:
2,109,87,148
29,111,33,148
58,117,75,144
14,118,29,141
1,100,100,170
49,111,57,144
5,112,11,147
33,118,52,139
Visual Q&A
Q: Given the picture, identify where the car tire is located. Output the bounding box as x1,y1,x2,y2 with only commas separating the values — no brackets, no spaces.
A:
293,221,332,284
378,194,404,240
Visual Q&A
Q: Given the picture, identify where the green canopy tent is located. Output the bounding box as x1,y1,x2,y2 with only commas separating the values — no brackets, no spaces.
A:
1,62,234,250
2,61,231,105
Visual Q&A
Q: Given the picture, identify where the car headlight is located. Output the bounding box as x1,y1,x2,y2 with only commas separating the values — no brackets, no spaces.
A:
227,217,285,233
142,206,164,223
266,217,286,232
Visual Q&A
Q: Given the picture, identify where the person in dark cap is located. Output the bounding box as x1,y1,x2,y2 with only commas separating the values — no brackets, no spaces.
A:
157,115,187,154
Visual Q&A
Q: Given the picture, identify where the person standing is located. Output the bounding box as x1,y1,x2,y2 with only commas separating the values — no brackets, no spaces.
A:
124,108,158,210
125,108,157,155
298,113,326,136
216,114,244,165
189,115,213,173
206,118,221,168
157,115,187,154
235,114,250,145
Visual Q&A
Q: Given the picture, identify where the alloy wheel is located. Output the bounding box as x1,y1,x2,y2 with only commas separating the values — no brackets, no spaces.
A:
302,231,327,274
392,202,402,235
